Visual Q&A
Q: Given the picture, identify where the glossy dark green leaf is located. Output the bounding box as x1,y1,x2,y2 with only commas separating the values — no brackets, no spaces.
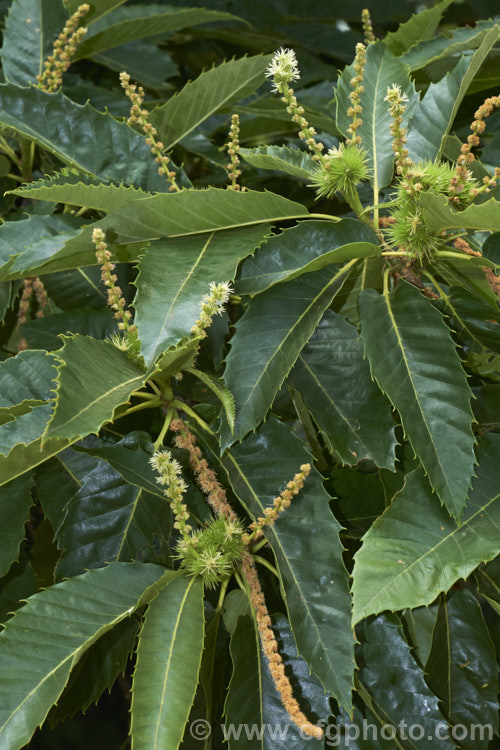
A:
75,6,242,59
332,467,387,539
472,383,500,430
422,193,500,234
352,434,500,623
400,20,497,70
2,0,67,86
224,613,329,748
207,417,354,711
0,555,38,624
384,0,454,56
130,575,204,750
222,263,354,448
55,459,171,578
48,616,140,726
21,310,117,350
436,286,500,353
358,282,475,517
358,614,454,749
333,703,399,749
0,474,33,577
0,85,171,192
406,29,499,163
336,42,418,191
475,558,500,615
289,310,396,469
403,604,439,668
134,225,269,366
0,562,174,750
150,55,271,150
425,589,498,749
43,335,148,443
236,219,380,296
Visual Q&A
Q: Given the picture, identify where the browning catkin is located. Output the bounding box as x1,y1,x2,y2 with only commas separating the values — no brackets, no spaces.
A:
241,554,324,739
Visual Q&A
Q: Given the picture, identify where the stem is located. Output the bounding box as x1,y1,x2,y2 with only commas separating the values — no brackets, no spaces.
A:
118,399,162,418
75,205,89,217
435,250,478,261
130,390,159,400
234,570,250,598
147,379,162,397
250,537,269,553
307,212,342,222
373,186,379,229
171,400,216,436
252,555,279,578
345,187,372,226
20,138,34,182
215,576,231,613
154,408,174,450
383,267,391,296
7,173,23,183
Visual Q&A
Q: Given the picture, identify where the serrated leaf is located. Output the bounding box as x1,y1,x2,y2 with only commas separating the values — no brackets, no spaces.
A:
55,459,171,578
358,282,475,517
384,0,454,56
0,474,33,578
358,614,455,749
336,42,419,191
400,20,497,71
422,193,500,234
475,559,500,615
1,0,67,86
75,7,243,59
434,256,500,310
239,145,316,180
187,368,235,432
351,434,500,623
236,219,380,296
48,616,140,726
0,562,175,750
134,224,270,366
406,29,500,163
288,310,396,469
222,263,355,448
43,335,148,443
204,417,354,711
130,575,204,750
0,84,174,192
436,286,500,353
425,589,498,749
13,172,151,210
403,603,439,668
150,55,271,150
224,614,329,749
21,309,117,351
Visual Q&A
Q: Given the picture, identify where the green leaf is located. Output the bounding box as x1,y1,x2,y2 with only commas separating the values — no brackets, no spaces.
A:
187,368,235,432
239,145,316,180
358,614,455,749
475,559,500,615
21,309,117,351
358,282,475,517
134,225,270,366
422,193,500,234
436,286,500,354
425,589,498,748
224,613,329,748
351,434,500,623
13,172,151,210
75,7,244,59
55,459,171,578
236,219,380,296
288,310,396,469
206,417,354,711
0,555,38,625
400,20,497,71
130,575,204,750
222,263,354,447
0,85,172,192
403,604,439,668
383,0,454,56
149,55,271,150
0,474,33,577
434,256,499,310
43,335,148,443
2,0,67,86
0,562,174,750
336,42,419,191
48,616,140,726
406,29,500,164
